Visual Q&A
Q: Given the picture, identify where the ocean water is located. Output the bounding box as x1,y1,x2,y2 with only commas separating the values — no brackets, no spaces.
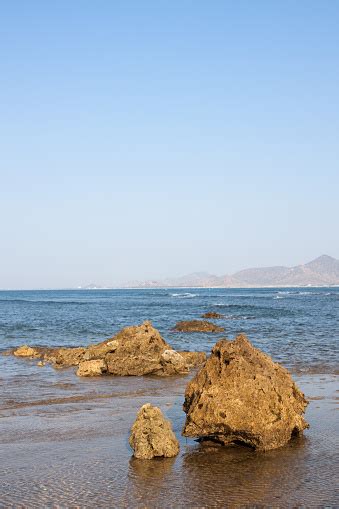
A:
0,287,338,373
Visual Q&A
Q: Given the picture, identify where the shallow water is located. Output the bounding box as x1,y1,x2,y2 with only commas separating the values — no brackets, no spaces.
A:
0,288,338,507
0,366,338,507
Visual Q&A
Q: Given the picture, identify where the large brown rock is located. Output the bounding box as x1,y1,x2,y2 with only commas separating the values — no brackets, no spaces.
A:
129,403,180,459
105,321,189,376
183,334,309,451
174,320,224,333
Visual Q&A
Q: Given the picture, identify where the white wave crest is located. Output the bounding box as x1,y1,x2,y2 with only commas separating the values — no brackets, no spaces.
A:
170,292,197,299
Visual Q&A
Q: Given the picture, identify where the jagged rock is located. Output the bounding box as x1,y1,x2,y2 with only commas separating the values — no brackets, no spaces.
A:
10,321,203,377
174,320,224,333
77,359,107,377
183,334,309,451
129,403,180,459
13,345,40,358
201,312,224,319
105,321,190,376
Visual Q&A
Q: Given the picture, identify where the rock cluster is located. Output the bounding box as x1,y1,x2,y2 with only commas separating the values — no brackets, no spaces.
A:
201,312,224,319
129,404,180,459
11,321,206,377
182,334,309,451
174,320,224,333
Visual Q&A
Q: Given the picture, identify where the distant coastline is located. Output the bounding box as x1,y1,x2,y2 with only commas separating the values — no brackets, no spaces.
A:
1,255,338,291
1,284,338,292
81,254,339,290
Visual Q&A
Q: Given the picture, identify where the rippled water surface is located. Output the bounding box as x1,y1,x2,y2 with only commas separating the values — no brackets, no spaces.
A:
0,288,338,507
1,287,338,372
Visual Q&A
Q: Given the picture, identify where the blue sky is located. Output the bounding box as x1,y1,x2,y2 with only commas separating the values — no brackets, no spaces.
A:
0,1,338,288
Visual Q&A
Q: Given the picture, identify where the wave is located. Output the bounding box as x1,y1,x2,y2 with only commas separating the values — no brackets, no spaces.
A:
170,293,198,299
214,304,262,310
224,314,256,320
275,290,338,297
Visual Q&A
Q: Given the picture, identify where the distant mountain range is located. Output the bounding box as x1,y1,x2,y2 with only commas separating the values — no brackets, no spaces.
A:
82,255,339,289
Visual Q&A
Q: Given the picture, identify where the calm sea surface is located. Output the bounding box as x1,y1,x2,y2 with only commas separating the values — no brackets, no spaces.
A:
0,287,338,373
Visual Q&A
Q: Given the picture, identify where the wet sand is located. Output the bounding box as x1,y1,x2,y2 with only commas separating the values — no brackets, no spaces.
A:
0,358,338,508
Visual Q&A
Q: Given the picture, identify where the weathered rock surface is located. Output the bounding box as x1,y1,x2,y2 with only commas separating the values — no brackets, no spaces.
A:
129,403,180,459
174,320,224,333
10,321,205,377
183,334,309,451
77,359,107,377
201,312,224,319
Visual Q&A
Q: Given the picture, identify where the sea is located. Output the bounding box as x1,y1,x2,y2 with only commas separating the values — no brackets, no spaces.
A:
1,287,338,507
1,287,338,373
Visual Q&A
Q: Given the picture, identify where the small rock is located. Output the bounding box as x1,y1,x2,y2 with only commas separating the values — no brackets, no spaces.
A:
174,320,224,333
37,361,45,367
160,350,189,375
76,359,107,377
14,345,40,357
201,312,224,319
129,403,180,459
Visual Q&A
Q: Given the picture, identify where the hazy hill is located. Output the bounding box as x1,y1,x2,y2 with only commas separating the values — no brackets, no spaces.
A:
232,256,339,287
119,255,339,288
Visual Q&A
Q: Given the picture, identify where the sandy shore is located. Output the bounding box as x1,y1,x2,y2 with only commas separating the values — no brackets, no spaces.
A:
0,357,338,508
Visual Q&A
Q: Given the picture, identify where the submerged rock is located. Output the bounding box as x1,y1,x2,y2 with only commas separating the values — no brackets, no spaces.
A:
11,321,205,377
201,312,224,319
129,403,180,459
182,334,309,451
174,320,224,333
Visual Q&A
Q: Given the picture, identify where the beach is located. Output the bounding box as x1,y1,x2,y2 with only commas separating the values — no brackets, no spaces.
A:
0,288,338,507
1,360,338,507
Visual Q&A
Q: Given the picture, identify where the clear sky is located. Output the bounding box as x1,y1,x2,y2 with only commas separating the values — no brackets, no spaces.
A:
1,1,338,288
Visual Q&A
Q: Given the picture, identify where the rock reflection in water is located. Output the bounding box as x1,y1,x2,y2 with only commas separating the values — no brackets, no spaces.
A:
124,436,311,508
125,457,176,507
180,438,308,507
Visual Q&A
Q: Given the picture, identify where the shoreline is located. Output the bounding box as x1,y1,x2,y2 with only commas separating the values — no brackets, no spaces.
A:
1,285,339,291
